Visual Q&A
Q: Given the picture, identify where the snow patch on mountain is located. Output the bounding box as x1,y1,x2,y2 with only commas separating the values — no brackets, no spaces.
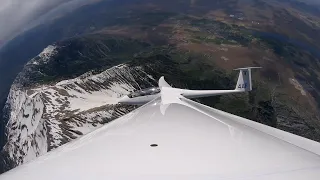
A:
37,45,57,64
30,64,137,116
2,62,156,167
3,88,47,165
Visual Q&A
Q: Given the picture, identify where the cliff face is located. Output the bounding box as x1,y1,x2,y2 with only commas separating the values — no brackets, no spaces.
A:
4,90,46,164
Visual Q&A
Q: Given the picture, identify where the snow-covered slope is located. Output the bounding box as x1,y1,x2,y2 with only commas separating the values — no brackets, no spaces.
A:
3,89,47,165
2,45,157,168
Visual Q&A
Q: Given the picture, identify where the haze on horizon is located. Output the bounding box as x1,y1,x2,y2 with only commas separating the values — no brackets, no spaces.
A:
0,0,99,47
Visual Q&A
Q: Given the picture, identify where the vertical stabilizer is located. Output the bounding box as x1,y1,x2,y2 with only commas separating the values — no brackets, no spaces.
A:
234,67,261,91
159,76,172,88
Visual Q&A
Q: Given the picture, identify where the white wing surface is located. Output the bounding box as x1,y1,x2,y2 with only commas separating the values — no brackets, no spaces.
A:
1,96,320,179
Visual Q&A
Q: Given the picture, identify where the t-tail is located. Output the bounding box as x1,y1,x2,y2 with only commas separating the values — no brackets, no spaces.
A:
234,67,261,92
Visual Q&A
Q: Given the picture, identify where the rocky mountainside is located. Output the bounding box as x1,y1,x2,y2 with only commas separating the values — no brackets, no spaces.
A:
1,38,159,171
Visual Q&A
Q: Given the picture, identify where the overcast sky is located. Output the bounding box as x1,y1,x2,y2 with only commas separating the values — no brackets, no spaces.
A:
0,0,98,46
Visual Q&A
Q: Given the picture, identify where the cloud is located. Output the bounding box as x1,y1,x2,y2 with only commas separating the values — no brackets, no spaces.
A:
0,0,77,43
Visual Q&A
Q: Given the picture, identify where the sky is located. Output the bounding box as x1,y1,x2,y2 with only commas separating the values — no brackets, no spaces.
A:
0,0,97,47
